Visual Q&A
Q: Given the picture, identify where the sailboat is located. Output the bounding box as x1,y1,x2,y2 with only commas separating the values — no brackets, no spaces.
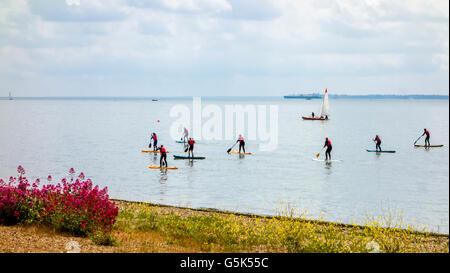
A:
302,89,330,120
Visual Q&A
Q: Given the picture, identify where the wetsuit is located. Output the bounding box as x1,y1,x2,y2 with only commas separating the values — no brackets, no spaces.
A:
151,134,158,151
375,136,382,152
324,139,332,160
188,139,195,157
424,130,430,146
238,136,245,153
159,146,167,167
312,112,315,118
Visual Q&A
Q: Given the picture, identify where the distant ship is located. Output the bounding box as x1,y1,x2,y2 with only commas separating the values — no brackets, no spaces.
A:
284,93,322,99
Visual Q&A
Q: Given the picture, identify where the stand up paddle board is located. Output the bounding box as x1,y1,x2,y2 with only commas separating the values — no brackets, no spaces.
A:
312,158,342,162
230,150,252,155
141,149,170,153
414,144,444,148
173,155,206,160
367,150,396,153
148,165,178,170
175,140,185,143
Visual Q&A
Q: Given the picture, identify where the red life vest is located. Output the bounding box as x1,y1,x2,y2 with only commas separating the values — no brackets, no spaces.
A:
327,140,331,146
376,136,380,141
425,130,430,136
239,136,244,142
160,147,166,153
188,139,194,146
153,134,157,140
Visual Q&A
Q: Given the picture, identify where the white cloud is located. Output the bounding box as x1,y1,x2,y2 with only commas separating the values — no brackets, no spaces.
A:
0,0,448,96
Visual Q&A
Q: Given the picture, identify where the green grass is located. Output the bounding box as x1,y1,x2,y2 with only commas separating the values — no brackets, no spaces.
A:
115,201,449,253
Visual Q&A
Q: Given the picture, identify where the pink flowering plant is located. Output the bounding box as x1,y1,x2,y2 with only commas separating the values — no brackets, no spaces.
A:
0,166,118,243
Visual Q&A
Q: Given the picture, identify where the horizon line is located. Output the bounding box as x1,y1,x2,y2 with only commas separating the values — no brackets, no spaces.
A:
1,94,449,99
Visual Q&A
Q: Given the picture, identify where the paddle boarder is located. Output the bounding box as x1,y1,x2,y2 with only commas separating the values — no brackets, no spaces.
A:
323,137,332,161
237,134,246,153
373,135,382,152
183,127,189,142
158,145,168,167
150,132,158,151
421,129,431,146
312,112,315,118
187,138,195,158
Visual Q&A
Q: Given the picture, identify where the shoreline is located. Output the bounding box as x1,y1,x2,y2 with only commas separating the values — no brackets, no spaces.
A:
1,199,448,253
112,199,448,237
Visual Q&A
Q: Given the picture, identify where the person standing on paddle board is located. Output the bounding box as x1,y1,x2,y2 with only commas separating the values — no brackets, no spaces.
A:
421,129,431,146
323,137,332,161
158,145,168,167
183,127,189,142
373,135,382,152
187,138,195,158
312,112,315,118
237,134,246,153
150,133,158,151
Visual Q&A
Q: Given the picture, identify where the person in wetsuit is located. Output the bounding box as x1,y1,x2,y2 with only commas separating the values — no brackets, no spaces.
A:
373,135,382,152
183,127,189,143
151,133,158,151
312,112,315,118
158,145,167,167
237,134,245,153
323,137,332,161
187,138,195,158
422,128,431,146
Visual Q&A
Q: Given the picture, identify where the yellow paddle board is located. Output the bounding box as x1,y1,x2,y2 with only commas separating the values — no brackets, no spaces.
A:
148,165,178,170
141,149,170,153
231,150,252,155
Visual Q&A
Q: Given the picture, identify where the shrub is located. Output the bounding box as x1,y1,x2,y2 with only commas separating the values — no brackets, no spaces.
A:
0,166,119,240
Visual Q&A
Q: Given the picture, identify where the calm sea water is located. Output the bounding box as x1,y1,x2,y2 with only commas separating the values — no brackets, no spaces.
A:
0,97,448,234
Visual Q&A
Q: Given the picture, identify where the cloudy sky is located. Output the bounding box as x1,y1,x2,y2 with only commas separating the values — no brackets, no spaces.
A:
0,0,448,97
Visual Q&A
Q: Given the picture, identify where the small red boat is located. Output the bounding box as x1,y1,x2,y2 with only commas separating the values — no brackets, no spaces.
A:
301,89,330,121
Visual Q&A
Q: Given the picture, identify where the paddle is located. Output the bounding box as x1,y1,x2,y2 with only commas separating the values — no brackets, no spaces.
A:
227,141,238,153
414,135,423,145
316,147,325,158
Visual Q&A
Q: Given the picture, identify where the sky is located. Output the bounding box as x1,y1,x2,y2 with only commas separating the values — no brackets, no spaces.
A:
0,0,449,97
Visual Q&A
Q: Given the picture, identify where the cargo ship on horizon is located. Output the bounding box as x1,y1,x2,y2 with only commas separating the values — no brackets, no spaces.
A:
283,93,322,99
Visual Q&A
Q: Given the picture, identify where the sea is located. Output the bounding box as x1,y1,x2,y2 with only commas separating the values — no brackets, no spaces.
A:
0,97,448,234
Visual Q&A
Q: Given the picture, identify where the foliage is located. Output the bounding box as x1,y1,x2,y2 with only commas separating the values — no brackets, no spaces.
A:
0,166,118,242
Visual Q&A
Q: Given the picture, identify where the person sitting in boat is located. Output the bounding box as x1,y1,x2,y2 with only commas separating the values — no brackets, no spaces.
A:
236,134,246,153
187,138,195,158
150,132,158,151
422,129,431,146
323,137,332,161
157,145,168,167
373,135,382,152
